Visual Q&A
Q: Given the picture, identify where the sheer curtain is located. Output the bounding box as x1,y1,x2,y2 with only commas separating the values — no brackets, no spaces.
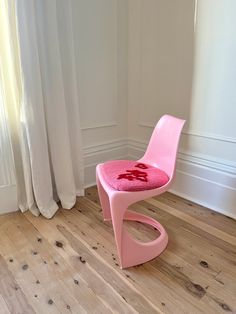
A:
0,0,84,218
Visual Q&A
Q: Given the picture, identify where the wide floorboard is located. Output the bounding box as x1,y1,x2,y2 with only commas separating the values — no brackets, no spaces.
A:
0,186,236,313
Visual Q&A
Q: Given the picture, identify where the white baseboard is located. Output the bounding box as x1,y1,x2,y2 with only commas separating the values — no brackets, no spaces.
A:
7,138,236,219
127,138,236,219
170,169,236,220
0,185,18,215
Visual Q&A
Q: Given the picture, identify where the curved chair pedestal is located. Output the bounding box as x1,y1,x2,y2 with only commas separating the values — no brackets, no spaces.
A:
96,170,169,269
115,210,168,269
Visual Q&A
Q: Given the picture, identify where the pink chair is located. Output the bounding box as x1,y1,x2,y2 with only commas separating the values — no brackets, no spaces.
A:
96,115,185,268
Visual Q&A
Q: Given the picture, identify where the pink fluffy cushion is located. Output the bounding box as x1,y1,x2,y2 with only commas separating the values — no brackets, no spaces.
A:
101,160,169,191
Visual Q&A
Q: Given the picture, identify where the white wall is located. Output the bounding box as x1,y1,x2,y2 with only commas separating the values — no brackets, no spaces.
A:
182,0,236,218
71,0,236,219
71,0,128,186
128,0,195,139
127,0,236,219
1,0,235,218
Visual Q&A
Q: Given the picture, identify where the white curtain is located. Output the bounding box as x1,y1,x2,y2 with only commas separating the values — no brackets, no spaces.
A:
1,0,84,218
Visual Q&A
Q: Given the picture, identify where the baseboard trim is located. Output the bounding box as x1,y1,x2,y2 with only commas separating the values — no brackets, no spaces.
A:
0,185,18,215
85,182,97,189
83,138,236,219
127,138,236,219
83,138,128,157
169,188,236,220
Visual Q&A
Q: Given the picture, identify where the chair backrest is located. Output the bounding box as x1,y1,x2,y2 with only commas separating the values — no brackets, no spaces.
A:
140,115,185,178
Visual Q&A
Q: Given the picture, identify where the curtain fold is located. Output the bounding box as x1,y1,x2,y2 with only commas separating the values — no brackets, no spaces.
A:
1,0,84,218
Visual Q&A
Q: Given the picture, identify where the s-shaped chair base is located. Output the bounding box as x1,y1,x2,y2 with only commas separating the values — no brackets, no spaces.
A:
97,170,168,269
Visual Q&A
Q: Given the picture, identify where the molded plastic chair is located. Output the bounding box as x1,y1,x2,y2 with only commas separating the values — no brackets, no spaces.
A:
96,115,185,268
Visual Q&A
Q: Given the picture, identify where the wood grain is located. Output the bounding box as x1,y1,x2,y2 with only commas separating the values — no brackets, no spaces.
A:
0,186,235,314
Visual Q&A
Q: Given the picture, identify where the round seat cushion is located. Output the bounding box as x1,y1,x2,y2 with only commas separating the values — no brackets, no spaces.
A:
100,160,169,192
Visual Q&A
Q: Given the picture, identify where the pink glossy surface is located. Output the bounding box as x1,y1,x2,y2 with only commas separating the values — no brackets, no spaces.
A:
140,115,186,178
96,115,185,268
100,160,169,191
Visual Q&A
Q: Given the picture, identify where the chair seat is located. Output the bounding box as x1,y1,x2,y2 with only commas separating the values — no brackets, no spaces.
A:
100,160,169,192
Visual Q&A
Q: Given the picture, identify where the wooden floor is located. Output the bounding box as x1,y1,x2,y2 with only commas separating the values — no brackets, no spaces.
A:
0,187,236,314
